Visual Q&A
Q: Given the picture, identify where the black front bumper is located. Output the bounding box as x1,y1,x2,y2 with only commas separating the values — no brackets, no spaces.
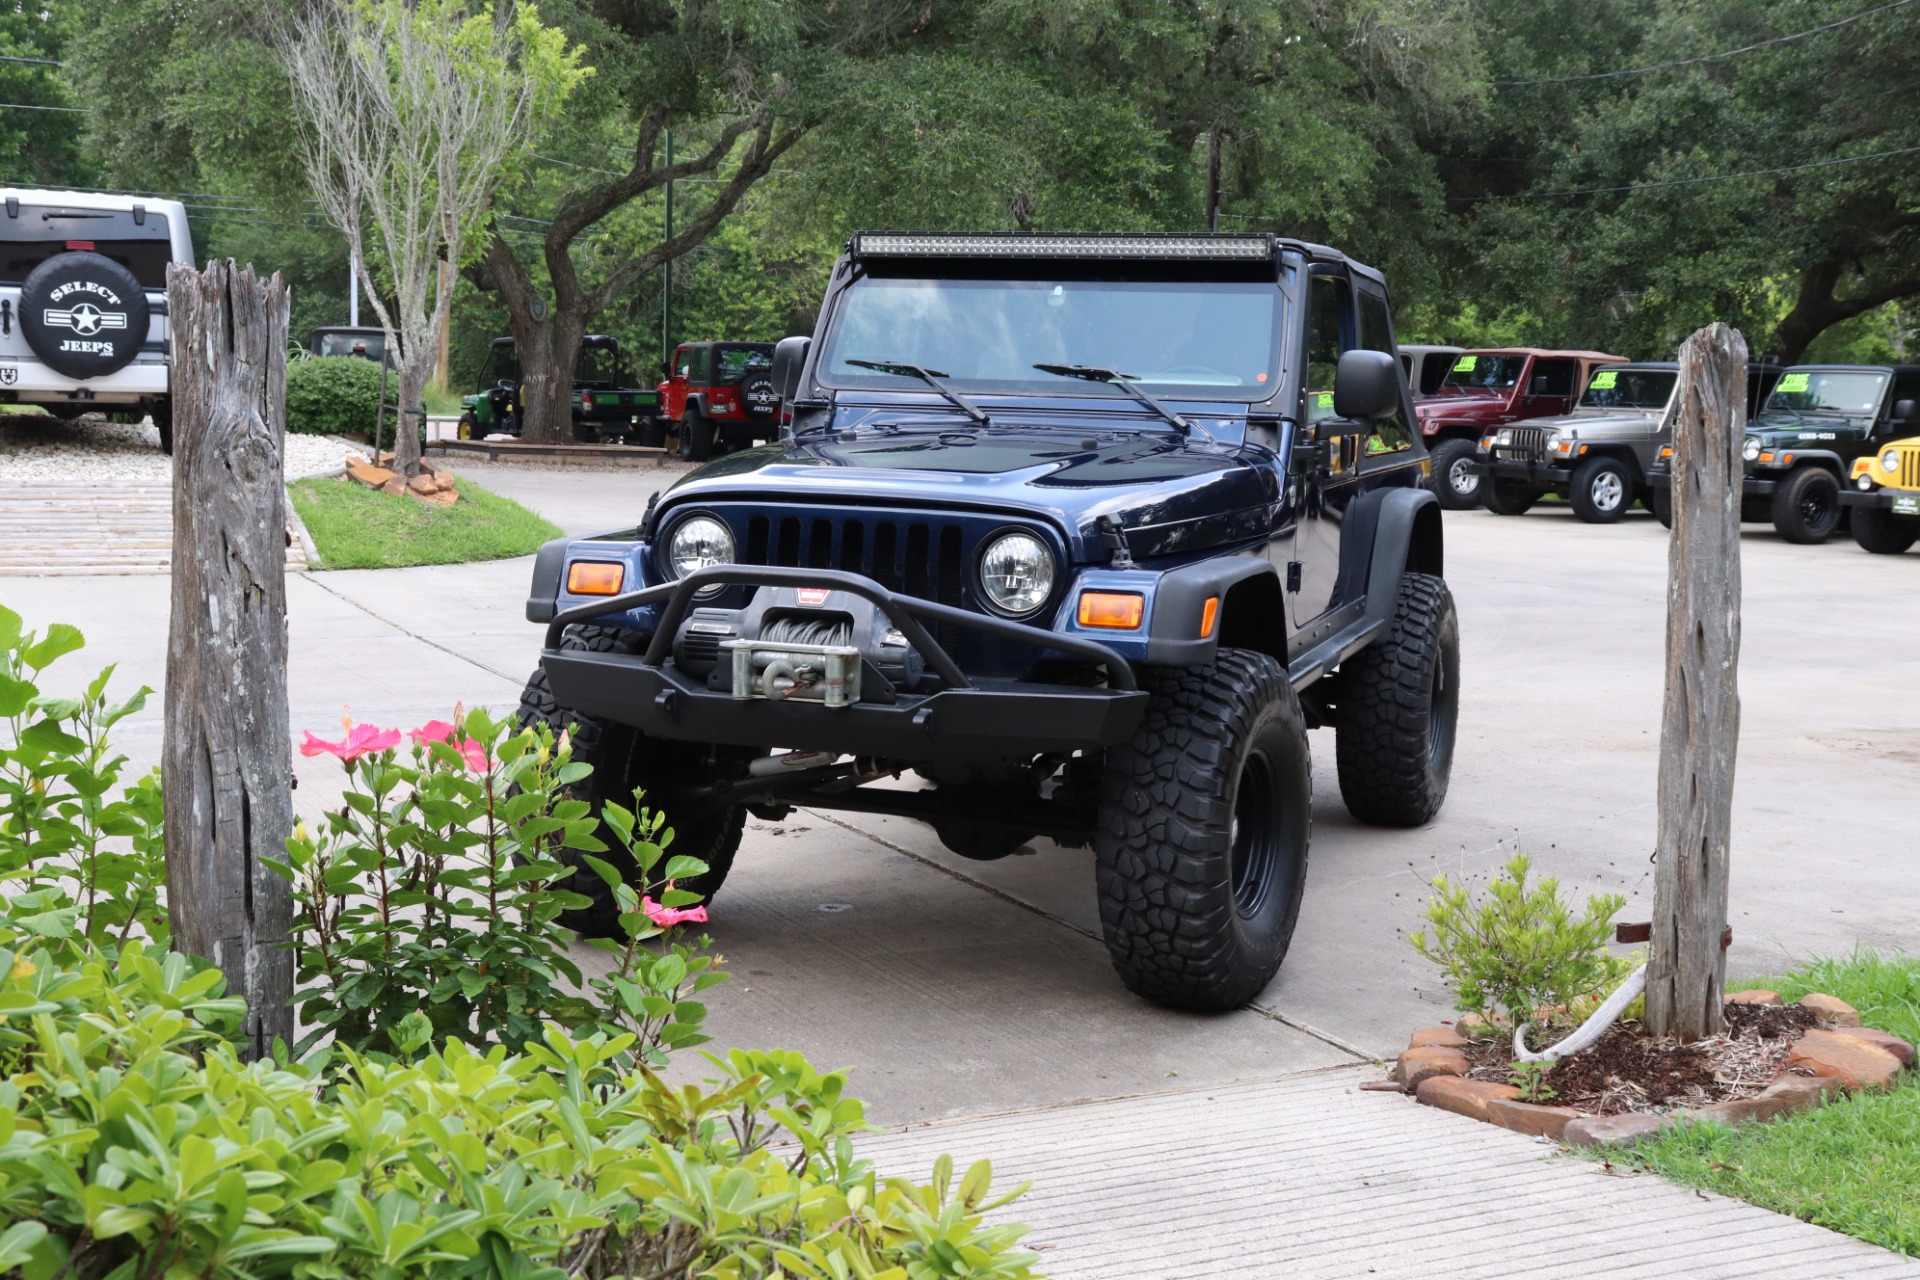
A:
1647,471,1779,496
1839,487,1920,513
541,564,1149,761
1479,455,1571,486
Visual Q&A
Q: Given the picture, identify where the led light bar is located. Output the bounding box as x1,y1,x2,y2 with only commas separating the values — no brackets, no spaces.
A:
850,232,1274,261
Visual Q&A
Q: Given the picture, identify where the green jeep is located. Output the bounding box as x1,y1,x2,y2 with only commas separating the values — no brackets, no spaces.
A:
457,334,662,444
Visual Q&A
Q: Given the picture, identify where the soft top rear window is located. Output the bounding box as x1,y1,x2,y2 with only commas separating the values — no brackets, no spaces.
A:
2,205,175,288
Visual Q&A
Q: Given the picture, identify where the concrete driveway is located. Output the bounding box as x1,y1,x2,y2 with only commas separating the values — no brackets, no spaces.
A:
11,469,1917,1125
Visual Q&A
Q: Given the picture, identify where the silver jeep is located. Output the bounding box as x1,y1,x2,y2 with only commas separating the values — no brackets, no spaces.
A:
1472,361,1781,523
1,188,193,453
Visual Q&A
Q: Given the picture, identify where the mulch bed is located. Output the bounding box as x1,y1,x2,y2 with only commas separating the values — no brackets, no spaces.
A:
1460,1001,1820,1115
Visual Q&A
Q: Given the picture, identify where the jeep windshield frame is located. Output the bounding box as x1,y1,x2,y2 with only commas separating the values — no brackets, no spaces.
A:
1437,353,1526,395
1761,368,1888,418
813,256,1286,405
1578,366,1677,411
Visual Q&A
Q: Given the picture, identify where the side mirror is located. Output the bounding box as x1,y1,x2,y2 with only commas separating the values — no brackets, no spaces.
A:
1332,349,1401,421
772,335,812,403
1894,398,1916,427
1529,375,1550,398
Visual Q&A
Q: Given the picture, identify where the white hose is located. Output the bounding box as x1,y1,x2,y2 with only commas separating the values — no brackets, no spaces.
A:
1512,964,1648,1064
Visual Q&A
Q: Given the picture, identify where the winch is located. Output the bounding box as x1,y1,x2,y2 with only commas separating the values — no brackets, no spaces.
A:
668,585,925,705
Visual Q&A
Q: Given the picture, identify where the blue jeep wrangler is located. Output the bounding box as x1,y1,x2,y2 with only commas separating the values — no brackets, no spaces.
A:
519,232,1456,1012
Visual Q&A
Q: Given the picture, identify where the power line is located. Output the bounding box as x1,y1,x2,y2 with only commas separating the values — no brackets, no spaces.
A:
1455,143,1920,205
1495,0,1915,86
0,55,62,67
0,101,86,112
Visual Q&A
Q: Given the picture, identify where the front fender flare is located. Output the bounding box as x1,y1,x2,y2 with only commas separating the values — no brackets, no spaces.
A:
1142,554,1281,666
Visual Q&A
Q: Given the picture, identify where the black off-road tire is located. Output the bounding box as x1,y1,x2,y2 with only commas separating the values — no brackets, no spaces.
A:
1771,466,1842,544
1569,455,1634,523
1652,485,1673,529
1428,439,1482,510
515,624,743,938
151,400,173,456
1480,478,1539,516
680,409,716,462
1335,572,1459,827
1093,649,1312,1012
1850,503,1920,554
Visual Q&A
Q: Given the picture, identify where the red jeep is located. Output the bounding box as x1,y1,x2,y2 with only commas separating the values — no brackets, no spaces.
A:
659,341,780,461
1414,348,1625,509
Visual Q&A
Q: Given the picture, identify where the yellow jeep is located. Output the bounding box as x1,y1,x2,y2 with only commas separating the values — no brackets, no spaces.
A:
1841,434,1920,553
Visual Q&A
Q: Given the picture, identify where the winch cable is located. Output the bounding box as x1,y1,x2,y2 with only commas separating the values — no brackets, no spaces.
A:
761,615,854,648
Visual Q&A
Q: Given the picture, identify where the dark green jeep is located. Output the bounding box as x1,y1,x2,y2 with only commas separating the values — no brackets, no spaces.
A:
1648,364,1920,542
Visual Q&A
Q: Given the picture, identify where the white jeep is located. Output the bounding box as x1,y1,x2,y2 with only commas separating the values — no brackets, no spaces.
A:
1,188,193,453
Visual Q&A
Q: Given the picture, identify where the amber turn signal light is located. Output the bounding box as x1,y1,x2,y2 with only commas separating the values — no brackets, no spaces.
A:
567,561,624,595
1077,591,1145,629
1199,595,1220,639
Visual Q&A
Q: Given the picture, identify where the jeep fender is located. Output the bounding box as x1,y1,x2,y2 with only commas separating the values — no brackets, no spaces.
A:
1335,486,1444,626
1776,451,1848,477
525,536,573,624
1143,555,1281,666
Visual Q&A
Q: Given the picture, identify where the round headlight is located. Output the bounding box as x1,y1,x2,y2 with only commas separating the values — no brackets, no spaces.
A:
1859,474,1875,491
667,515,735,581
1883,448,1902,472
1742,437,1761,461
977,531,1055,616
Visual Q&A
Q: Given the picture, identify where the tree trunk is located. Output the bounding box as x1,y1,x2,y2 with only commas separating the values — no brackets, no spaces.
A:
516,311,583,444
162,259,295,1059
1644,322,1746,1042
391,360,427,476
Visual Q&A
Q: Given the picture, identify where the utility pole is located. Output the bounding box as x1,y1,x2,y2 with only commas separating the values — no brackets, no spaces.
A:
434,210,452,394
349,249,360,327
660,129,674,378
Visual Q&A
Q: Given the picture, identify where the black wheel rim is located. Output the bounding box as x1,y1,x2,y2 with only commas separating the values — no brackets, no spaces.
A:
1230,751,1279,918
1800,484,1836,530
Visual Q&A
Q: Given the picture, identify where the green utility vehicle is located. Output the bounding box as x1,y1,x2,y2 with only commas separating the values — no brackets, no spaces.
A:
457,334,661,444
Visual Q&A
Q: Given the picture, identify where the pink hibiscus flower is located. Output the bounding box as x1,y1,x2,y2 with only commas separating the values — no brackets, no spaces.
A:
409,718,490,773
300,721,401,762
640,897,709,929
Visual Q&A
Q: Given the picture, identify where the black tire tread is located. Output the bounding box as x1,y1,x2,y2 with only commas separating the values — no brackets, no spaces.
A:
1771,466,1841,544
1335,573,1458,827
1850,502,1920,554
1569,455,1633,524
1429,438,1481,510
1480,478,1538,516
1093,649,1309,1012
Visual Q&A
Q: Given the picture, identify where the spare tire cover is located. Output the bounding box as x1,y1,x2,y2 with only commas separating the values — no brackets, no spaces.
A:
18,251,153,380
742,372,779,416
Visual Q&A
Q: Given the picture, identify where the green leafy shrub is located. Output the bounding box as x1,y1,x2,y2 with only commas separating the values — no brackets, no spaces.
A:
284,355,385,437
0,606,167,951
1410,854,1630,1026
280,708,723,1061
0,905,1039,1280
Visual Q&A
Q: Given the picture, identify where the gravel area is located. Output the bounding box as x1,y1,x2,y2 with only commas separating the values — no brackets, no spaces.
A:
0,411,360,483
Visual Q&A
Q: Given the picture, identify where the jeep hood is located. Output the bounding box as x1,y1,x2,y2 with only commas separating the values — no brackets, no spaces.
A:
659,426,1279,562
1747,412,1872,443
1515,405,1662,436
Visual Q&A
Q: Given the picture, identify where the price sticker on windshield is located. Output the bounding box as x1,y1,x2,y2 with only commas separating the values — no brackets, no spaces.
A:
1777,372,1810,394
1589,370,1618,390
1452,355,1478,372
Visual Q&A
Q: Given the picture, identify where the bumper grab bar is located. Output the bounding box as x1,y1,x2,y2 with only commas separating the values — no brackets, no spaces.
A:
545,563,1138,693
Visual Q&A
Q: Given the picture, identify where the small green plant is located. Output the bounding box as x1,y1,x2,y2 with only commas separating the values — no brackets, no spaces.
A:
278,707,723,1061
1409,853,1630,1027
0,606,168,951
1510,1058,1558,1102
284,354,385,436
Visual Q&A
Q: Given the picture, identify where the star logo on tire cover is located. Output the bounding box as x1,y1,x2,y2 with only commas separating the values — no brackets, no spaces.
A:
44,302,127,337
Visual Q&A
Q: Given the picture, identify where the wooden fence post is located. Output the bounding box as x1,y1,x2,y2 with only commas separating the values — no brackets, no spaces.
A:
163,260,295,1058
1644,322,1747,1041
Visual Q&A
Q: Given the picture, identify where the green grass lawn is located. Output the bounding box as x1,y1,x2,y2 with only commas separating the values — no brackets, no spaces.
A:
289,472,561,570
1597,952,1920,1255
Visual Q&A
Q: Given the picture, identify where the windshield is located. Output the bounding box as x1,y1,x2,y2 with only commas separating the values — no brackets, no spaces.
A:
1580,367,1675,410
1440,353,1525,393
1763,369,1887,416
315,331,385,360
576,344,620,384
817,269,1282,402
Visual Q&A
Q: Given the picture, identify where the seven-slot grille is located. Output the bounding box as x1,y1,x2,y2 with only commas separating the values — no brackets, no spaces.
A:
1897,445,1920,491
1498,426,1550,462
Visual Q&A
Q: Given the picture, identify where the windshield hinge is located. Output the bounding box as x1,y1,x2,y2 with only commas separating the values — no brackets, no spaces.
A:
1098,516,1135,569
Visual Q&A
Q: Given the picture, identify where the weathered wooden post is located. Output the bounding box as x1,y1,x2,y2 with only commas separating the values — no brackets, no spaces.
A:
163,260,295,1057
1644,322,1746,1041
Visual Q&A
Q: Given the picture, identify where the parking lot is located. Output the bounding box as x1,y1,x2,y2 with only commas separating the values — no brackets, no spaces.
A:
11,466,1917,1125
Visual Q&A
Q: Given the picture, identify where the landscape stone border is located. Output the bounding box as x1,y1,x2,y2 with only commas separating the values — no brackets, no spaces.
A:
1382,991,1915,1147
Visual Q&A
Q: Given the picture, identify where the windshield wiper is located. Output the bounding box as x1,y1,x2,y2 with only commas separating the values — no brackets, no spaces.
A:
845,359,990,426
1031,363,1192,434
